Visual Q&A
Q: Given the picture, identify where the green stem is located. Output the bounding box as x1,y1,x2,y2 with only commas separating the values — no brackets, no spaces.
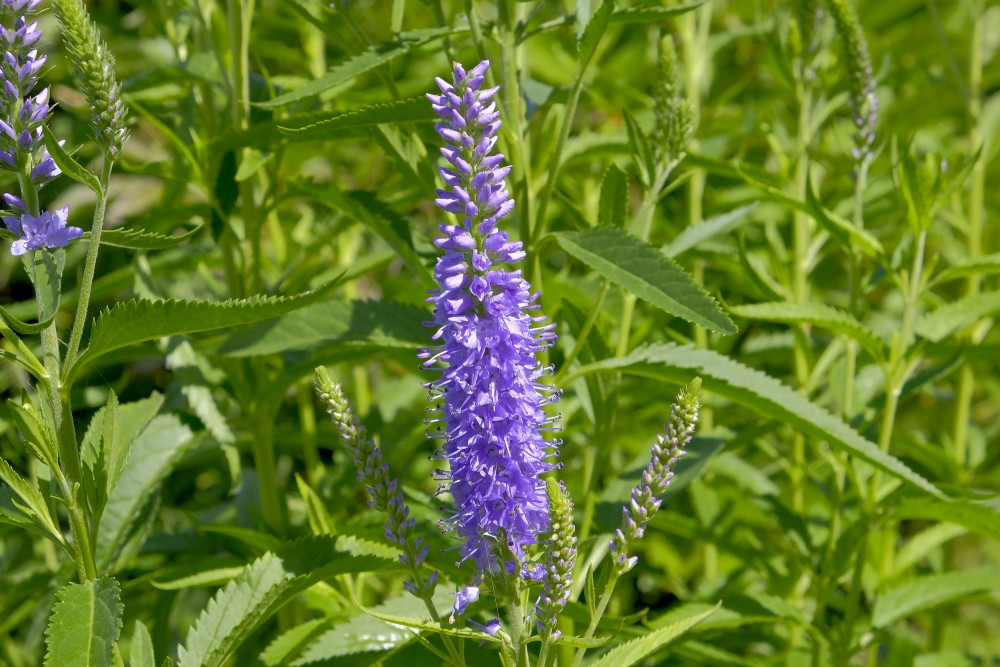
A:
570,571,621,667
953,0,984,470
64,157,114,372
497,0,533,255
555,281,609,384
251,402,285,535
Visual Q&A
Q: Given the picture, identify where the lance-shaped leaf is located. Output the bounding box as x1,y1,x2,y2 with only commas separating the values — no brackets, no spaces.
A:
93,225,202,250
260,27,459,108
44,577,123,667
729,301,884,361
279,97,432,140
557,227,737,334
0,457,63,544
7,399,60,472
661,204,757,258
598,164,629,228
872,569,1000,628
571,343,944,497
65,282,338,383
916,291,1000,342
588,604,718,667
177,536,395,667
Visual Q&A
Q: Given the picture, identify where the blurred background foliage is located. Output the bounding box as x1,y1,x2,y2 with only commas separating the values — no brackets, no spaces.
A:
1,0,998,664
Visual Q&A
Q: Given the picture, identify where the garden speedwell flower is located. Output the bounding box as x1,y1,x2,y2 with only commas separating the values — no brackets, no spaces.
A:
421,60,560,579
0,0,81,255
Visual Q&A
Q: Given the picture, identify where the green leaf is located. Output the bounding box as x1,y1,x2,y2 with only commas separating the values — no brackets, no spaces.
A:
804,175,884,258
234,149,272,181
728,301,884,360
130,621,155,667
572,343,944,498
916,291,1000,342
279,97,432,139
177,536,394,667
66,283,338,383
292,588,454,665
80,393,163,516
930,252,1000,286
166,341,234,445
598,164,629,228
588,604,718,667
44,577,123,667
556,227,737,334
42,125,103,195
14,249,63,336
0,319,48,379
577,0,614,69
892,497,1000,542
609,1,707,23
7,399,60,472
94,225,201,250
623,110,654,186
872,569,1000,628
357,603,501,644
661,204,757,258
260,27,458,108
0,457,62,544
217,300,429,357
96,413,195,571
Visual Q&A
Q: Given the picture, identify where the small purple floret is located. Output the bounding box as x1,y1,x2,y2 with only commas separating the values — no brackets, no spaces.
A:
9,206,82,255
422,60,560,577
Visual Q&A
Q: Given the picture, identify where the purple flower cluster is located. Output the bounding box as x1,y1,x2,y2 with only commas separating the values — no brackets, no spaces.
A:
421,60,559,576
0,0,79,255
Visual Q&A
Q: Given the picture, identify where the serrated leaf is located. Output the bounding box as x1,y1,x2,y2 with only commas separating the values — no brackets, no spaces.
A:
0,457,62,544
43,125,103,195
662,204,757,258
872,569,1000,628
217,300,429,357
260,28,458,108
588,604,718,667
44,577,123,667
609,1,707,23
598,164,628,228
177,536,394,667
892,497,1000,542
557,228,737,334
729,301,884,360
930,252,1000,286
293,588,454,665
96,413,195,571
279,97,431,139
573,343,944,497
7,399,60,471
66,283,337,383
357,604,501,643
130,621,155,667
166,341,234,444
94,225,201,250
578,0,614,69
916,291,1000,342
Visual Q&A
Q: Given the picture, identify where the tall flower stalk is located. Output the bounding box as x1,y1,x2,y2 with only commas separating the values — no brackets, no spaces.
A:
421,60,560,585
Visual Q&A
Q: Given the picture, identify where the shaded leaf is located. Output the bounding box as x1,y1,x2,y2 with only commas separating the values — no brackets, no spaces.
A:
260,28,458,108
916,291,1000,342
598,164,629,228
95,225,201,250
217,300,429,357
280,98,432,139
661,204,757,258
873,569,1000,627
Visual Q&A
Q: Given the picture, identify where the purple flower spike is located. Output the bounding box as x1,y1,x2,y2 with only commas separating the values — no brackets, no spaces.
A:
10,206,82,256
1,0,73,256
422,60,561,576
